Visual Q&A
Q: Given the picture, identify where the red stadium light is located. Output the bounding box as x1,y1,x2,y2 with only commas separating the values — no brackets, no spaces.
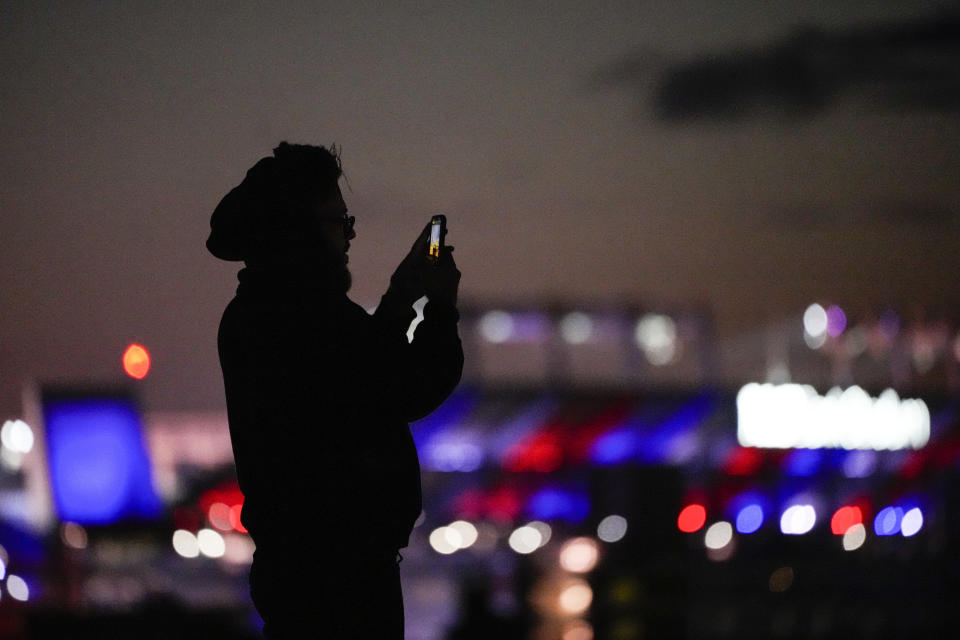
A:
831,506,863,535
122,344,151,380
677,504,707,533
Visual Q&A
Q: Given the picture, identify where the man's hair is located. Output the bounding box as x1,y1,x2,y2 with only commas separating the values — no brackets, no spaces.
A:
206,141,344,262
270,141,343,210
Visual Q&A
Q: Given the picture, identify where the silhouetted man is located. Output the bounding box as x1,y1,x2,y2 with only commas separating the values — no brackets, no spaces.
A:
206,142,463,639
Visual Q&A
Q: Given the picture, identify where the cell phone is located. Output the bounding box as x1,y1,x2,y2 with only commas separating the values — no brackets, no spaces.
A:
427,214,446,263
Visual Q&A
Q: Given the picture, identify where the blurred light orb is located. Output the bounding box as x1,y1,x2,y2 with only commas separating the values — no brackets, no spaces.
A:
562,620,594,640
768,566,794,593
172,529,200,558
0,556,5,580
635,314,677,365
901,507,923,537
559,537,599,573
7,574,29,601
508,525,543,554
677,504,707,533
704,521,733,550
229,504,247,533
221,532,256,565
597,514,628,542
830,506,863,535
122,344,151,379
826,305,847,337
560,312,594,345
874,506,904,536
803,304,828,338
60,522,89,549
479,311,514,343
558,581,593,615
208,502,232,531
197,528,226,558
843,523,867,551
735,504,764,534
1,419,34,454
527,520,552,547
429,527,459,555
780,505,816,535
448,520,479,549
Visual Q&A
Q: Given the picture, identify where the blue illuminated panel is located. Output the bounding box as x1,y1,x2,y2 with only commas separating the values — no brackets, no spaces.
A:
43,392,160,524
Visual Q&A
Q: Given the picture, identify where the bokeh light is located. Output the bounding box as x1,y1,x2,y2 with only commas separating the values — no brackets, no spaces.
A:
830,506,863,535
677,504,707,533
7,574,29,601
826,305,847,337
208,502,232,531
874,506,904,536
448,520,479,549
769,566,794,593
429,526,460,555
0,419,34,453
635,314,677,365
780,505,816,535
735,504,764,534
527,520,552,547
508,525,543,554
560,312,594,344
60,522,89,549
559,537,599,573
901,507,923,537
558,581,593,615
197,528,226,558
479,311,514,343
122,343,151,379
172,529,200,559
803,304,828,338
597,514,628,542
704,521,733,550
843,523,867,551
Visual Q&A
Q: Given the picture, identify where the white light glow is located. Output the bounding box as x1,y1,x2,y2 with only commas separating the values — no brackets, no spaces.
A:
197,528,226,558
558,581,593,615
704,521,733,550
479,311,514,343
221,532,256,565
448,521,479,549
1,419,34,454
560,312,594,344
803,304,828,338
172,529,200,558
559,537,599,573
597,515,628,542
508,525,543,554
528,520,552,547
901,508,923,537
7,574,28,601
737,383,930,450
780,505,816,535
0,556,5,580
843,523,867,551
429,527,459,554
635,314,677,365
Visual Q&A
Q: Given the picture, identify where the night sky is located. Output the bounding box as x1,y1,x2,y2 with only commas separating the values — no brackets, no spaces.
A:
1,1,958,415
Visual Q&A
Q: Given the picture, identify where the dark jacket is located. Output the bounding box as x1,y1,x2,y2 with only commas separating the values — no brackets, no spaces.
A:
216,266,463,555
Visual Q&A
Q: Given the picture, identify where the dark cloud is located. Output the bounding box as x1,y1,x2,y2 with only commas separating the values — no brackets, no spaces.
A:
596,9,960,121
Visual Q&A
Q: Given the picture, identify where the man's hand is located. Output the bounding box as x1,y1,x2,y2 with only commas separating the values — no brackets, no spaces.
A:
388,222,431,304
423,244,460,306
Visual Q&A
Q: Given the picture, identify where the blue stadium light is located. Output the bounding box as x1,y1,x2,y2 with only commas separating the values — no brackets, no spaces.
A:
526,487,590,524
43,393,160,525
